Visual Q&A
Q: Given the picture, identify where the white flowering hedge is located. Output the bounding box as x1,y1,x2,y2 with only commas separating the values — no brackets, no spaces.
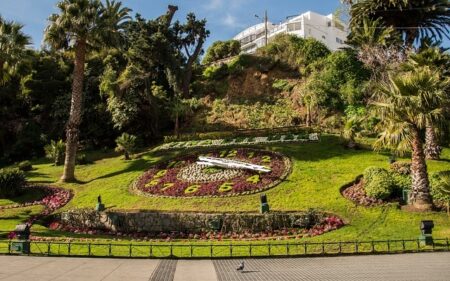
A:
153,133,320,152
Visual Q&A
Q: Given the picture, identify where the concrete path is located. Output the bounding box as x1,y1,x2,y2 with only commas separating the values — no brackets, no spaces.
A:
0,252,449,281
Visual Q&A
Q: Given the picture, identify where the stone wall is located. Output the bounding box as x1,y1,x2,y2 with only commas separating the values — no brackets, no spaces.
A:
60,210,322,234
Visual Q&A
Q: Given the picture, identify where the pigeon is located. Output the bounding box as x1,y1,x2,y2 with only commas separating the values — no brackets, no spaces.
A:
236,260,244,271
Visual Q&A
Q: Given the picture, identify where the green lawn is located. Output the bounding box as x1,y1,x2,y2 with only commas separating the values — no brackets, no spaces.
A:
1,135,449,242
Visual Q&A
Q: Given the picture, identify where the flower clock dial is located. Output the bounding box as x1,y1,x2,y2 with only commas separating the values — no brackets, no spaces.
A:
133,148,291,197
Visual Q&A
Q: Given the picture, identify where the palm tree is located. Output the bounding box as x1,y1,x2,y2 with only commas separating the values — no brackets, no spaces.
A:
405,47,450,160
373,67,449,211
115,133,136,160
0,15,31,85
44,0,130,182
345,0,450,45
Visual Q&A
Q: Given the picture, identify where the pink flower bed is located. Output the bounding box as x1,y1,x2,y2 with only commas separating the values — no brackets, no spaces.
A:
133,148,291,197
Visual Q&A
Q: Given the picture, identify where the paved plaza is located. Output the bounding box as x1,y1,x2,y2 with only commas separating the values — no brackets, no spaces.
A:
0,252,449,281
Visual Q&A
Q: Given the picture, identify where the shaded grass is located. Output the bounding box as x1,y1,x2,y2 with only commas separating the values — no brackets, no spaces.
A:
1,135,449,242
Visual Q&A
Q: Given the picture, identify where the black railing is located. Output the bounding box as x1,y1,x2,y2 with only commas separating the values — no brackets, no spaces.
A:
1,238,449,259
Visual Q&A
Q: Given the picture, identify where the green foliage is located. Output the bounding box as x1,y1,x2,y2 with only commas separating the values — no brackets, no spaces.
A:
363,167,394,199
272,79,293,92
44,140,65,166
203,64,229,80
115,133,137,160
391,172,411,192
430,171,450,203
257,34,330,70
202,40,241,64
0,169,26,198
76,153,91,165
18,161,32,171
390,161,411,175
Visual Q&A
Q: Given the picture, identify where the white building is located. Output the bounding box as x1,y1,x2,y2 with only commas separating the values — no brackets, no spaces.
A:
233,11,348,53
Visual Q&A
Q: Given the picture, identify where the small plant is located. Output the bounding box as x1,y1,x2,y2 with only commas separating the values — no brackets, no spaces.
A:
0,169,26,198
272,79,293,92
76,153,90,165
18,160,32,171
430,171,450,214
45,140,65,166
115,133,137,160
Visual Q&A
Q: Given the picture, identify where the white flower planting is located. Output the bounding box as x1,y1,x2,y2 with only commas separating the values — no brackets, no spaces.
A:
177,163,244,183
153,133,320,152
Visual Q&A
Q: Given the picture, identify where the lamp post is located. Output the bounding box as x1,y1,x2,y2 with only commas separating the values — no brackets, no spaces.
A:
255,10,268,46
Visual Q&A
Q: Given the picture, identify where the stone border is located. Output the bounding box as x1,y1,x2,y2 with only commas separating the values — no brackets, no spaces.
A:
130,149,293,199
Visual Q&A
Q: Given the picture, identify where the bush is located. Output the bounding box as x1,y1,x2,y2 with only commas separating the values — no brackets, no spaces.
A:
76,153,91,165
45,140,65,166
203,64,229,80
363,167,394,200
115,133,137,160
272,79,293,92
18,160,32,171
391,172,411,192
430,171,450,204
390,161,411,175
0,169,26,198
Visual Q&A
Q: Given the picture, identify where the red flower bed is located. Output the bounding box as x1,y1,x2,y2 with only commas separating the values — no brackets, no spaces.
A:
133,148,291,197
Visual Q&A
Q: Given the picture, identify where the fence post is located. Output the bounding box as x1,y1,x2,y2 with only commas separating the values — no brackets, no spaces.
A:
371,241,375,253
68,242,71,256
417,239,420,252
88,243,91,256
47,242,51,256
447,238,449,251
339,242,342,254
129,243,132,257
321,242,325,255
210,244,213,258
149,244,153,258
402,239,405,251
286,242,289,256
170,244,173,257
387,240,390,253
355,241,358,254
8,240,11,254
108,243,112,257
190,244,193,257
304,242,307,255
230,242,232,257
268,243,271,256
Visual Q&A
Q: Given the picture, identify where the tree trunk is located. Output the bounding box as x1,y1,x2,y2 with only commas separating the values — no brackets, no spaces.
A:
424,123,441,160
60,39,86,182
124,151,130,160
409,127,433,211
306,104,311,127
181,36,205,98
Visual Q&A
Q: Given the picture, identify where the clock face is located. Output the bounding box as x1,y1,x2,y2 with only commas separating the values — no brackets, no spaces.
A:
133,148,291,197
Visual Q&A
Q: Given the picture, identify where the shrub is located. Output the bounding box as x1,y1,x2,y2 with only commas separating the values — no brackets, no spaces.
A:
45,140,65,166
18,160,32,171
363,167,394,200
430,171,450,204
390,161,411,175
203,64,228,80
272,79,293,92
115,133,137,160
391,173,411,193
76,153,91,165
0,169,26,198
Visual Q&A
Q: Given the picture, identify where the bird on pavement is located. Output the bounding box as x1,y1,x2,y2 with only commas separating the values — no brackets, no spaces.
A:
236,260,244,271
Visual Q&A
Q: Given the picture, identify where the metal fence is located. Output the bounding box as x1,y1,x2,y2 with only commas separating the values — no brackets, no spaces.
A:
0,238,449,259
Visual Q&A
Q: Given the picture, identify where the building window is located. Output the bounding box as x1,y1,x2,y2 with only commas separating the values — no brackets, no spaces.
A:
287,22,302,32
322,35,326,40
336,37,343,44
327,21,331,27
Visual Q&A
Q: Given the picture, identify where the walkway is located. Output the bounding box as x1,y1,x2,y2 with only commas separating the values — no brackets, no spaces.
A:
0,252,449,281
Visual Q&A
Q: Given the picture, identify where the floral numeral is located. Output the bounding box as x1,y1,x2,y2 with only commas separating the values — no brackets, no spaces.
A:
154,169,167,178
261,156,271,163
145,179,160,187
185,184,200,194
246,175,260,184
227,150,237,158
218,182,234,192
161,183,174,191
219,150,228,157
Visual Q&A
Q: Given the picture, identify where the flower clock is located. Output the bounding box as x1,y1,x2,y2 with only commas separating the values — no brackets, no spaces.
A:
133,148,291,197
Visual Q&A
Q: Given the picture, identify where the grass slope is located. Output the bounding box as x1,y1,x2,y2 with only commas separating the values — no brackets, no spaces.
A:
1,135,449,241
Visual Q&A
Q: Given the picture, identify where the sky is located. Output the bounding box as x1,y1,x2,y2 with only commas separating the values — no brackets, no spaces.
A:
0,0,343,50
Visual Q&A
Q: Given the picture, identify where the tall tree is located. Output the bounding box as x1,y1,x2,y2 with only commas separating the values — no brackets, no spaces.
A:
0,15,31,85
405,46,450,160
373,67,449,211
345,0,450,45
44,0,130,182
